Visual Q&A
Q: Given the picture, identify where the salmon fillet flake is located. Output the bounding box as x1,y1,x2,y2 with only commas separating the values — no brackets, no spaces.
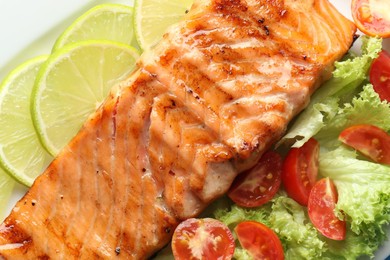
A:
0,0,356,258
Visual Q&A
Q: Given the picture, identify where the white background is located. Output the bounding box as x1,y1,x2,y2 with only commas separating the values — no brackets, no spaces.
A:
0,0,131,80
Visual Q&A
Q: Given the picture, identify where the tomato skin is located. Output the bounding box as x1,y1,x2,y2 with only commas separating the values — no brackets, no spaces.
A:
228,151,282,208
370,50,390,102
282,138,319,206
308,178,346,241
235,221,284,260
351,0,390,38
172,218,235,260
339,124,390,165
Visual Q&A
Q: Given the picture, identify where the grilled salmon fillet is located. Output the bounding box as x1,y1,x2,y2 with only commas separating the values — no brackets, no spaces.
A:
0,0,356,258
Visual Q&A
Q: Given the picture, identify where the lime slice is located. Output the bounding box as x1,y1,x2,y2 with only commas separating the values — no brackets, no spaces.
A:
0,170,15,221
32,40,140,156
0,56,53,186
134,0,193,51
53,4,136,51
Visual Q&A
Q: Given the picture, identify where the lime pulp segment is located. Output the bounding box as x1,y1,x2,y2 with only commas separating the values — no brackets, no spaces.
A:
0,169,15,221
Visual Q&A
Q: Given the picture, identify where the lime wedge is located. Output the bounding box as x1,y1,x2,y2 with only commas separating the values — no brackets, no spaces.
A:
134,0,193,51
0,169,14,221
31,40,140,156
0,56,53,186
53,4,136,51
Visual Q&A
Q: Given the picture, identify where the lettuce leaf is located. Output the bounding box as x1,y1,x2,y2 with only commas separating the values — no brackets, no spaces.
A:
278,36,382,148
214,195,327,260
319,147,390,239
315,84,390,150
214,194,384,260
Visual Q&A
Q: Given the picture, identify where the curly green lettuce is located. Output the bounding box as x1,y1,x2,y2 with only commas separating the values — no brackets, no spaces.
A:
319,147,390,239
315,84,390,150
214,195,326,260
214,194,384,259
278,36,382,148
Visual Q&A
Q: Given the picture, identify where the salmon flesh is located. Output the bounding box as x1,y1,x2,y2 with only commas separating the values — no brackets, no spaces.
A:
0,0,356,258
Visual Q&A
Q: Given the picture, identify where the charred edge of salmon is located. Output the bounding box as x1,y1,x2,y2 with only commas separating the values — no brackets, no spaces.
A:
0,222,32,254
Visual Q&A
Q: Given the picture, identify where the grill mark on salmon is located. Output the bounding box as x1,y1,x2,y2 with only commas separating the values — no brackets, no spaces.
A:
0,0,356,258
112,94,134,258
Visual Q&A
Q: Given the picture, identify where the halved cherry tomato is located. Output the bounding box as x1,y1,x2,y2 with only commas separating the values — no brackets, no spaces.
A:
308,178,346,241
172,218,235,260
339,124,390,165
235,221,284,260
282,138,319,206
370,50,390,102
228,151,282,208
351,0,390,38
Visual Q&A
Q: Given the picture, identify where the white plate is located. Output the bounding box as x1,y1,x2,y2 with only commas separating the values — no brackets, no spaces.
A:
0,0,389,259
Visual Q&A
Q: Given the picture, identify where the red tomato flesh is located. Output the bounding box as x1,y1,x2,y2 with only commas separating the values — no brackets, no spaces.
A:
282,138,319,206
228,151,282,208
235,221,284,260
339,124,390,165
370,50,390,102
308,178,346,241
351,0,390,38
172,218,235,260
